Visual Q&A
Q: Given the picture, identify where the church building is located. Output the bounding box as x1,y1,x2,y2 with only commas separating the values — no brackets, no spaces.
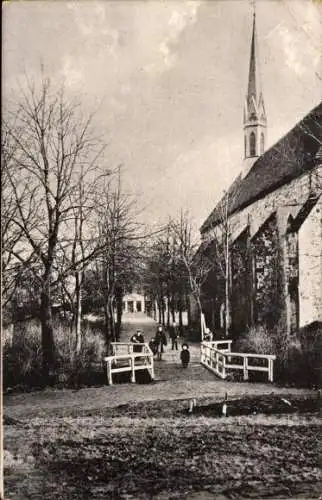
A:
198,12,322,337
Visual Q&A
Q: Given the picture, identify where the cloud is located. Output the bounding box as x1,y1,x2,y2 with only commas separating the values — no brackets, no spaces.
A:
160,1,202,68
60,56,84,89
145,1,202,74
67,1,120,56
266,0,321,77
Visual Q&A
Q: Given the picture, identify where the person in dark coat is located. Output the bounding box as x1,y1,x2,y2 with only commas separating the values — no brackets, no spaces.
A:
130,331,141,353
169,321,179,350
155,325,167,360
149,338,158,356
137,330,145,347
180,343,190,368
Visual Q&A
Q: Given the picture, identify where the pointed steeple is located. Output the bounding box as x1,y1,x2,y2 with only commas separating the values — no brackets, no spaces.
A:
247,12,261,106
243,7,267,169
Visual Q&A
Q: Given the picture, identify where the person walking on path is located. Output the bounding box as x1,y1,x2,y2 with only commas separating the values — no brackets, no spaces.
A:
130,331,141,353
155,325,167,360
180,343,190,368
204,328,213,342
169,321,179,350
149,338,158,356
136,330,145,352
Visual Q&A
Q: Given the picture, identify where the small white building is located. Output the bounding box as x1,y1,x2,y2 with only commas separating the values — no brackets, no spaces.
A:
123,293,146,313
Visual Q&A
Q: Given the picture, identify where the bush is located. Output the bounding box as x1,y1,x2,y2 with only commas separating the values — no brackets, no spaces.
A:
3,319,106,391
236,325,275,355
276,323,322,388
3,320,43,389
235,322,322,388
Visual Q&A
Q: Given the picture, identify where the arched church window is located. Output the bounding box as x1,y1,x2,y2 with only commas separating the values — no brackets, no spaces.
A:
260,133,265,154
244,136,247,157
250,132,256,156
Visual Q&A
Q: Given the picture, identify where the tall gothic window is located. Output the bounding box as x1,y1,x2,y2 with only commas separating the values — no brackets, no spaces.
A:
250,132,256,156
244,136,247,158
260,133,265,154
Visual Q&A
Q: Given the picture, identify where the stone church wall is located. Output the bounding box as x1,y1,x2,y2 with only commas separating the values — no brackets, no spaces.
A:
201,165,322,332
298,199,322,327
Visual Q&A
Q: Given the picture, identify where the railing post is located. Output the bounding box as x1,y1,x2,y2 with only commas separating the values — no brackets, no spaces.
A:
222,354,226,379
107,359,113,385
130,355,136,383
268,358,274,382
227,342,231,363
243,356,249,381
150,353,155,380
228,341,232,362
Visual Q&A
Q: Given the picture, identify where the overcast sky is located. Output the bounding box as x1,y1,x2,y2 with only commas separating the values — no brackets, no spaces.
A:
3,0,321,233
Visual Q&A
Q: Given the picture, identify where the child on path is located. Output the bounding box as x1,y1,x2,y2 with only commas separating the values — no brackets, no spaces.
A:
180,343,190,368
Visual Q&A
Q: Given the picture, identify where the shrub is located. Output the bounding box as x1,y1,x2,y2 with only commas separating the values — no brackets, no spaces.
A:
3,319,106,391
276,323,321,388
235,322,322,388
236,324,275,355
3,320,43,389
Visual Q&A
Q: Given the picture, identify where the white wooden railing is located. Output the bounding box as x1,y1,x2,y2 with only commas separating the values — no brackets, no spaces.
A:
103,342,155,385
201,313,207,341
201,340,276,382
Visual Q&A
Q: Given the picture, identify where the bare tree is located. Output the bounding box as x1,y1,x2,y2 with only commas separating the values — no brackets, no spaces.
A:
90,169,142,345
55,164,110,354
210,191,232,337
4,74,103,379
170,212,215,335
1,122,26,309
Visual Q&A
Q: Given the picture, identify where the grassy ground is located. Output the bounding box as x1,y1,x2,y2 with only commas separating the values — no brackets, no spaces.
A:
3,316,321,499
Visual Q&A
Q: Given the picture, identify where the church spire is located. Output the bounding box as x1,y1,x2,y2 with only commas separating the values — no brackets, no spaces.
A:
247,11,261,105
243,6,267,166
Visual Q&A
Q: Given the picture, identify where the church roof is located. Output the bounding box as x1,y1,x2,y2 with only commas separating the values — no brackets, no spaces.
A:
201,101,322,234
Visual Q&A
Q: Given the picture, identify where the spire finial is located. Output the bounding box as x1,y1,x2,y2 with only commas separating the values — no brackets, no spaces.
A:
252,0,256,19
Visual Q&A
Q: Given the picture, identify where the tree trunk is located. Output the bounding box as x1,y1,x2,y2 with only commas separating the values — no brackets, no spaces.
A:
158,300,162,324
186,295,191,326
115,287,123,342
108,299,116,342
75,270,82,354
179,308,183,333
166,294,170,326
161,300,165,326
171,299,175,324
104,302,110,347
40,278,55,382
225,248,230,337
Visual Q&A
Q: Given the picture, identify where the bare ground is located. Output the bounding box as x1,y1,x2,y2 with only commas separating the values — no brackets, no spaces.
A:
3,317,321,499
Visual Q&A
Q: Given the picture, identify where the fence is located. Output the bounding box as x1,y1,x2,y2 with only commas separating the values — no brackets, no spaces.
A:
201,340,276,382
103,342,155,385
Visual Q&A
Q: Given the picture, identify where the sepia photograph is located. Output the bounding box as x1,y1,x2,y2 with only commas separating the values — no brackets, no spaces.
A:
1,0,321,499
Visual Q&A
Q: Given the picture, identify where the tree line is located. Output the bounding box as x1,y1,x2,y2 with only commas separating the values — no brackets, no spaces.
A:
2,75,215,382
2,76,150,379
